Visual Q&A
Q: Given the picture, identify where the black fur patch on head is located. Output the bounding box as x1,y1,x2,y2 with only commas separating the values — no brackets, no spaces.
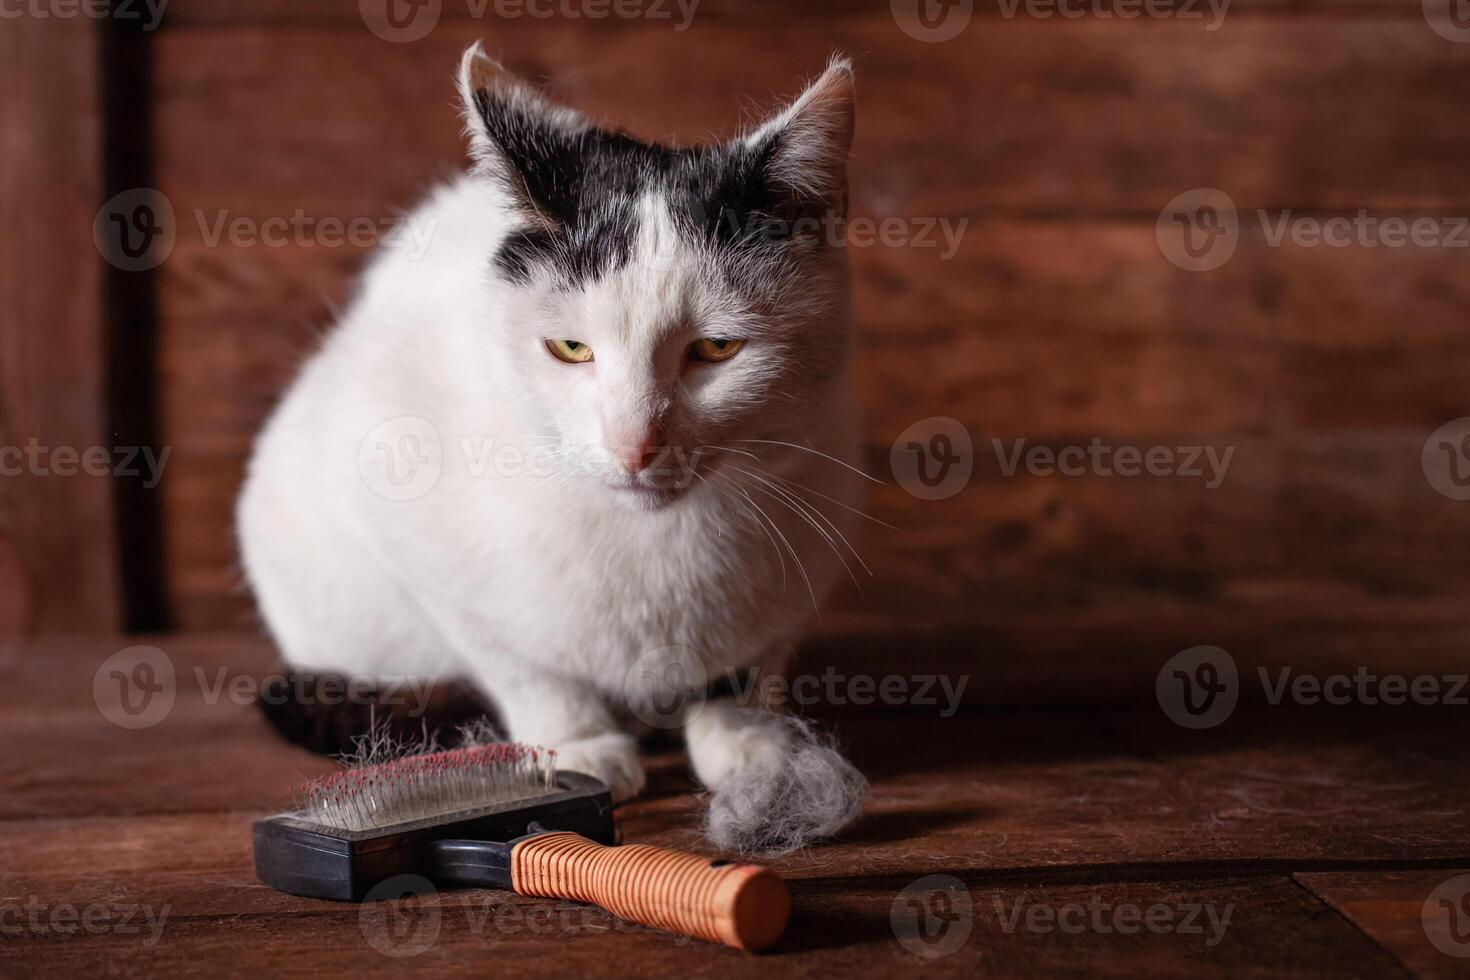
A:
472,92,840,291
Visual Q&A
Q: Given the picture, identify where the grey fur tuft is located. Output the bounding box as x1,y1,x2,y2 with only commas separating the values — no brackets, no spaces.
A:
702,714,867,856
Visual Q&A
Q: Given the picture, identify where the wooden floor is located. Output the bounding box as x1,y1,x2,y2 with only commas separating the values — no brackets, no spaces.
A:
2,636,1468,977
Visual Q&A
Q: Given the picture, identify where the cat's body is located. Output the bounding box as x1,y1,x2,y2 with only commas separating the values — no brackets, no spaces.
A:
237,46,867,854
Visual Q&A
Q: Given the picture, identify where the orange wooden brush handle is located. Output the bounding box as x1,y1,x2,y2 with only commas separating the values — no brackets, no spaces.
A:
509,831,790,951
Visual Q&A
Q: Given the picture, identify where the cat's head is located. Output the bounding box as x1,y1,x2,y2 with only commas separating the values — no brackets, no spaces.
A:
456,43,855,508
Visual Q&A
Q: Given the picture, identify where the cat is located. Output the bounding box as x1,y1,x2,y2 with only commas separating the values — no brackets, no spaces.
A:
237,43,868,855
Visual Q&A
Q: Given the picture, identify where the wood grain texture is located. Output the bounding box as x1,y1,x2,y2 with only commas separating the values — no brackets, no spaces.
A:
137,17,1470,648
0,16,119,634
0,876,1420,977
146,20,1470,216
1296,871,1470,979
0,635,1464,974
154,0,1437,25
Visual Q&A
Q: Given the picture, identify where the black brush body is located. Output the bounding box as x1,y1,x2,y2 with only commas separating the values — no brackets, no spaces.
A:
253,771,614,901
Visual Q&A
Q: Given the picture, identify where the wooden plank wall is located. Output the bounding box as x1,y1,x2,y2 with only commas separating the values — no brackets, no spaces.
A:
0,15,119,638
119,1,1470,694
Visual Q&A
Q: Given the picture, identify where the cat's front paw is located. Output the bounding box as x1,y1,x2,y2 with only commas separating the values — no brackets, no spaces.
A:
552,732,646,803
697,712,867,856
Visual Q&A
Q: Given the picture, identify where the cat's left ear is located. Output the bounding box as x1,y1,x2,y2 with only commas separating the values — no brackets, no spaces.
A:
457,42,589,225
742,56,856,215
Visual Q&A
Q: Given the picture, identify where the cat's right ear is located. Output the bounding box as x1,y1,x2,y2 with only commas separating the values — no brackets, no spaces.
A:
457,42,588,225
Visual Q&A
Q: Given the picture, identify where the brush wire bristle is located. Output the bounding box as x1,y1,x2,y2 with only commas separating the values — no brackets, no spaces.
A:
300,742,558,831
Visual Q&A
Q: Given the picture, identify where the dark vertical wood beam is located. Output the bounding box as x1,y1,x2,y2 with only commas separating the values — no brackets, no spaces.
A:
101,8,170,631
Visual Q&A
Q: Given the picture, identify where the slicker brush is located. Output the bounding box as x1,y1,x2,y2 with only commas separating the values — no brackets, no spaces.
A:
253,740,790,952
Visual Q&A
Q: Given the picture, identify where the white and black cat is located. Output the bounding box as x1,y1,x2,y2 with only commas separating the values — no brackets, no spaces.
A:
238,43,867,854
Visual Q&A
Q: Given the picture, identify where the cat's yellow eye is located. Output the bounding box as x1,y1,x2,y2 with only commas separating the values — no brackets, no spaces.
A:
546,339,594,364
688,338,745,363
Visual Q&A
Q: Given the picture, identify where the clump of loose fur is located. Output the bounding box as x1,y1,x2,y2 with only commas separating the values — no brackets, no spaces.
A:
702,714,867,856
333,715,506,770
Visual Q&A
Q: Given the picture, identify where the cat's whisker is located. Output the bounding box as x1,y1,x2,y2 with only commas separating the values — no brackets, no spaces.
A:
731,439,883,484
729,463,871,580
707,444,897,530
713,471,817,614
748,465,898,532
703,444,892,525
699,444,761,462
699,470,785,582
516,465,574,499
704,470,789,591
726,467,865,595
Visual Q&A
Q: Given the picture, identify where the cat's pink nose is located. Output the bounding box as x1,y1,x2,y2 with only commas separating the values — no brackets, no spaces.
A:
612,432,661,474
